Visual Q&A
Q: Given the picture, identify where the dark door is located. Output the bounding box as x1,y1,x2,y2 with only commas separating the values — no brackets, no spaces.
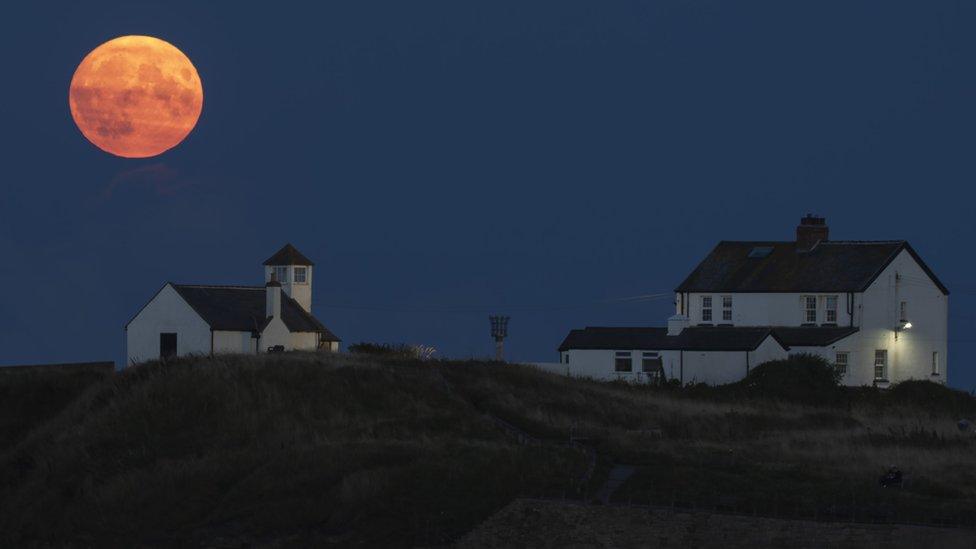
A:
160,333,178,359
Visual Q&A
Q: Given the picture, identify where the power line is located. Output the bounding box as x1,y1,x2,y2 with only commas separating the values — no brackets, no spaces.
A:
312,292,674,314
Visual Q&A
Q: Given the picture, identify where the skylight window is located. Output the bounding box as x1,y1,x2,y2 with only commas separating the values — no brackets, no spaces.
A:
748,246,773,258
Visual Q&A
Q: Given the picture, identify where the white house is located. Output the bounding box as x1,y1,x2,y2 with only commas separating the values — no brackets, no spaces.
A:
125,244,340,366
556,216,949,387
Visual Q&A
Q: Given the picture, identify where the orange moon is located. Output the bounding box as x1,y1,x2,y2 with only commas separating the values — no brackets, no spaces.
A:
69,36,203,158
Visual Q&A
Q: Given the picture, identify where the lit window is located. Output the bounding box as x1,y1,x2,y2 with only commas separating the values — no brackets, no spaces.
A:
274,266,288,283
803,296,817,324
721,296,733,322
825,296,837,324
932,351,939,375
294,267,307,284
835,352,849,375
874,350,888,381
615,351,633,373
701,296,713,323
900,301,908,322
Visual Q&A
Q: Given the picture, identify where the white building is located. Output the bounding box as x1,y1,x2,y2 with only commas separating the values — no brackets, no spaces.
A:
125,244,340,366
556,216,948,386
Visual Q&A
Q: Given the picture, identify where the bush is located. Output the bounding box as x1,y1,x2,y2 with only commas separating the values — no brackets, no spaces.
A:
348,342,437,360
884,380,976,417
732,353,843,404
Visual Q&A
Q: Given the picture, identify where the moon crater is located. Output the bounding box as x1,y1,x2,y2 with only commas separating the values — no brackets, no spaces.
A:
69,35,203,158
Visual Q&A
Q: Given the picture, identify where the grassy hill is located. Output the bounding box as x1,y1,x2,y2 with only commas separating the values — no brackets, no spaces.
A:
1,353,975,546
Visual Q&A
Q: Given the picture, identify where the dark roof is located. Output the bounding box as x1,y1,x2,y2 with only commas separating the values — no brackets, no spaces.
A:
558,326,785,352
263,243,315,266
675,241,948,295
771,326,859,347
171,284,340,341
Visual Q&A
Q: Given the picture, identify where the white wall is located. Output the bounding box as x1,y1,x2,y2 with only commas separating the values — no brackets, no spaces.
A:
258,316,291,352
560,337,789,386
213,331,256,354
126,284,212,365
677,292,855,327
855,250,948,385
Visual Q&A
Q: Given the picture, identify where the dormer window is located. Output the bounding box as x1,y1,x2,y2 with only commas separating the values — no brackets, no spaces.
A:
294,267,307,284
274,266,289,283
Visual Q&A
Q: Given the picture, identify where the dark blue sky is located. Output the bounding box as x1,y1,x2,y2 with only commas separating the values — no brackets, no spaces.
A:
2,1,975,388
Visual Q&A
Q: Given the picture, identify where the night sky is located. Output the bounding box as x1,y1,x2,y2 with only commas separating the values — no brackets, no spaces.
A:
2,2,974,389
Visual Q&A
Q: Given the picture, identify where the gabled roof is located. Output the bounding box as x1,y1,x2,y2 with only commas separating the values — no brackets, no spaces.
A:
674,241,948,295
263,243,315,266
558,326,785,353
171,284,340,341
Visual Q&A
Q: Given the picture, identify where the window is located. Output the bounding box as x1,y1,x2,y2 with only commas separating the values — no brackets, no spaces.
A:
932,351,940,375
721,296,733,322
825,296,837,324
835,352,849,375
615,351,633,373
701,296,713,323
642,352,661,372
294,267,308,284
900,301,908,322
803,296,817,324
874,350,888,381
564,353,570,365
274,266,289,283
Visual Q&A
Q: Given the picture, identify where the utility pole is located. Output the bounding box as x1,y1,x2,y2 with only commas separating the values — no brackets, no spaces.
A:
489,315,510,361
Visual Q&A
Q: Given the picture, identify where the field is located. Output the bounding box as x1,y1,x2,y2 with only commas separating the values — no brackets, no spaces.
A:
1,353,974,546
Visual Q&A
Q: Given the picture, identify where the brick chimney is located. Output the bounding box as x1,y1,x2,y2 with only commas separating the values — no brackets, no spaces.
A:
796,214,828,250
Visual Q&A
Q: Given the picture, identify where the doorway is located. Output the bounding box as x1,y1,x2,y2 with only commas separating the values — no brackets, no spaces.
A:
160,333,178,359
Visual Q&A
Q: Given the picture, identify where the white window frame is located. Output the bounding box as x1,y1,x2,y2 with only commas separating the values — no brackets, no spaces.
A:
825,295,838,324
721,295,733,323
835,351,849,375
614,351,633,373
274,266,289,283
932,351,940,376
701,296,713,323
874,349,888,381
803,295,817,324
294,266,308,284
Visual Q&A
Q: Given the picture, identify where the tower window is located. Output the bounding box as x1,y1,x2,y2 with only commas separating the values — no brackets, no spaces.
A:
294,267,307,284
274,266,288,283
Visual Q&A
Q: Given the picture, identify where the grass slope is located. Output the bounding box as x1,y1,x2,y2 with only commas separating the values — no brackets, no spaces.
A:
1,353,975,546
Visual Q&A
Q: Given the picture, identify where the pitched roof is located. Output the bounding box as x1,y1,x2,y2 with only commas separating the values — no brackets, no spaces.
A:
171,284,340,341
558,325,860,352
768,326,858,347
674,241,948,295
263,243,315,266
558,326,785,353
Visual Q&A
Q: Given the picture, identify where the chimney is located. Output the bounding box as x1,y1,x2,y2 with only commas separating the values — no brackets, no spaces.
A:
266,274,282,318
668,314,690,336
796,214,828,250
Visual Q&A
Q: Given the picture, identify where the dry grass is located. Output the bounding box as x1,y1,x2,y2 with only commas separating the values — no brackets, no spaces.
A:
1,353,973,546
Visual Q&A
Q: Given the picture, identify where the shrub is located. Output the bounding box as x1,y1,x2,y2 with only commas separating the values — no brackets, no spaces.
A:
348,342,437,360
884,380,976,417
732,353,843,404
